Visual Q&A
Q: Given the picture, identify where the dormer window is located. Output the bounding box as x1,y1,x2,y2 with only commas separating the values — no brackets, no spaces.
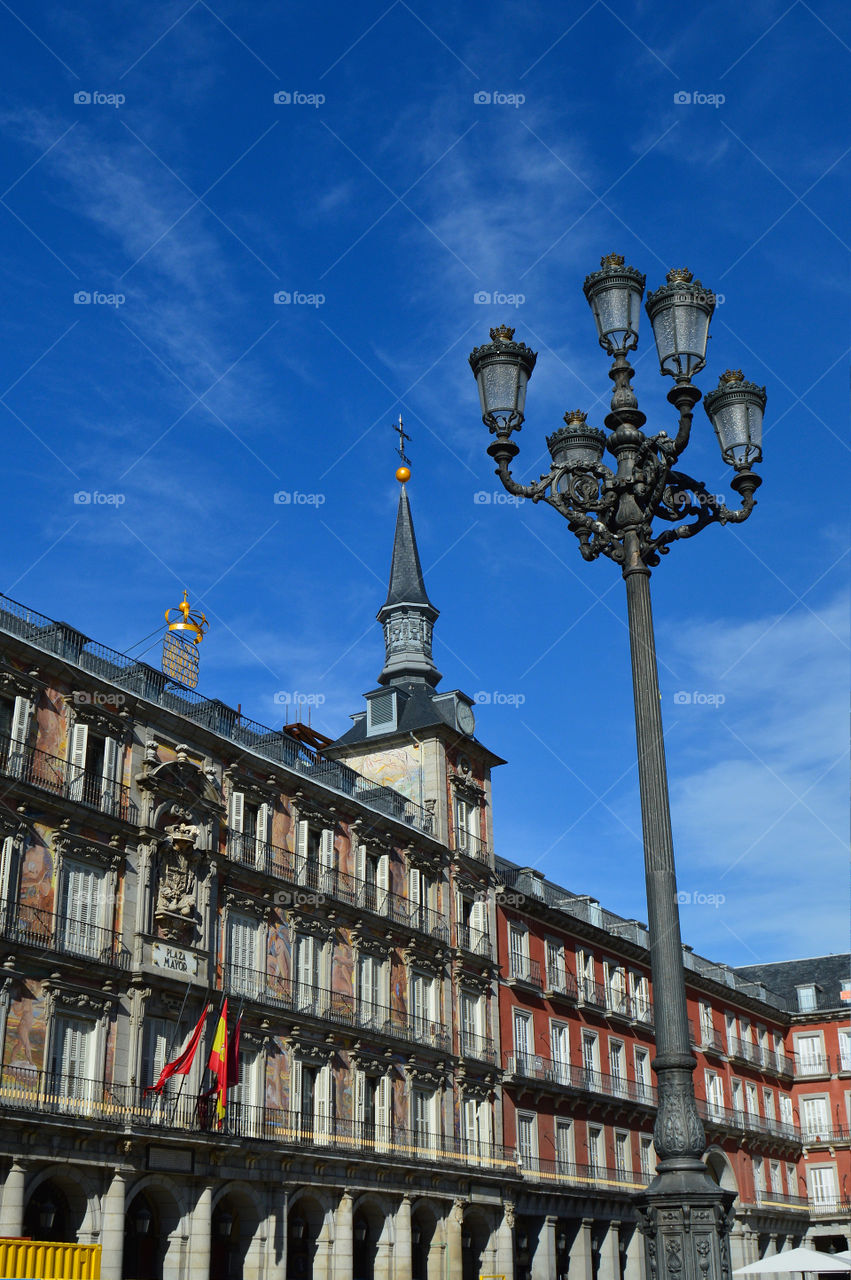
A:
366,689,398,735
796,984,817,1012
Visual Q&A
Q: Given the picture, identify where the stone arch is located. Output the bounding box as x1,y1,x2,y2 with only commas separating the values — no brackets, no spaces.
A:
210,1182,265,1280
704,1146,739,1195
461,1206,497,1280
410,1198,442,1280
23,1166,100,1243
287,1190,333,1280
124,1175,189,1280
351,1193,393,1280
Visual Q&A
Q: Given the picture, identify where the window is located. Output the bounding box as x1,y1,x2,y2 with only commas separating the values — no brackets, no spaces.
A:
639,1135,655,1179
731,1078,743,1116
411,1088,437,1152
68,722,121,813
796,984,817,1012
513,1010,534,1074
230,1051,258,1135
228,791,272,868
50,1015,96,1108
292,1059,333,1141
555,1119,573,1171
517,1112,537,1163
614,1130,630,1176
508,925,530,981
60,859,107,959
807,1166,837,1207
609,1040,626,1095
779,1093,794,1128
838,1029,851,1072
605,962,628,1015
705,1071,725,1119
462,1095,491,1158
770,1161,782,1194
745,1082,759,1119
355,1071,391,1151
587,1124,603,1172
141,1016,178,1103
546,939,567,992
409,971,440,1045
295,821,335,889
801,1095,830,1141
577,949,596,1002
357,953,385,1026
460,991,483,1056
763,1088,775,1121
409,866,434,930
631,973,651,1022
582,1032,599,1082
725,1012,737,1053
700,1002,715,1043
634,1047,652,1102
226,912,261,997
0,694,30,777
457,890,487,952
752,1156,765,1194
454,797,478,851
551,1022,570,1084
795,1032,824,1074
739,1017,751,1057
293,932,321,1012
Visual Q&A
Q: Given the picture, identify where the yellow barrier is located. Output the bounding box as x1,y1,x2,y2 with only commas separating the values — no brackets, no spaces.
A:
0,1240,101,1280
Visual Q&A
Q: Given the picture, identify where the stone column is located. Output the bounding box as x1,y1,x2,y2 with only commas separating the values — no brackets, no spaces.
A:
447,1200,464,1280
101,1171,127,1280
495,1203,515,1280
334,1192,353,1280
396,1196,413,1280
765,1236,778,1257
599,1221,619,1280
624,1227,645,1280
0,1160,27,1237
569,1219,595,1280
531,1216,556,1280
190,1184,213,1280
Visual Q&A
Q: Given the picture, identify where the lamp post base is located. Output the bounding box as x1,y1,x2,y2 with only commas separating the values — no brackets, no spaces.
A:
636,1172,737,1280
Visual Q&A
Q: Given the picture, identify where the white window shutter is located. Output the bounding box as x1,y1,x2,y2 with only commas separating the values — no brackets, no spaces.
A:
320,828,335,868
256,803,271,869
69,722,88,801
101,737,119,814
409,867,421,905
470,896,486,936
355,843,366,883
291,1057,303,1127
316,1062,333,1143
229,790,245,833
0,836,14,912
376,854,389,907
463,1097,477,1149
10,696,29,746
354,1068,365,1127
295,820,309,879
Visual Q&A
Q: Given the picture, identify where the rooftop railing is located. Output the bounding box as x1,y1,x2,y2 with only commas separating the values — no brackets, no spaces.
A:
0,732,137,824
0,593,434,838
0,898,129,969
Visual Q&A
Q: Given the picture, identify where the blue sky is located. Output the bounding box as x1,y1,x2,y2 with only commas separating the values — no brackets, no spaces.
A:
1,0,848,967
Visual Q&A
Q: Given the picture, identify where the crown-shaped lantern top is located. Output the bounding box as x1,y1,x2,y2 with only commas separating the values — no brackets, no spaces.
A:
490,325,515,342
165,591,208,645
666,268,694,284
720,369,745,383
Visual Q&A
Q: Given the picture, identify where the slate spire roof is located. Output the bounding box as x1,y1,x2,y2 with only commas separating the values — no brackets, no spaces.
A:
376,484,441,688
382,484,436,612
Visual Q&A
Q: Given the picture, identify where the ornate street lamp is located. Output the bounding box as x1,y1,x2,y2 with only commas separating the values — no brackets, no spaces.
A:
469,255,766,1280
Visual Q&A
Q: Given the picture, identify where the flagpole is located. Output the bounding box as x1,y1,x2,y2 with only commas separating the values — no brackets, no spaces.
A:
165,987,208,1126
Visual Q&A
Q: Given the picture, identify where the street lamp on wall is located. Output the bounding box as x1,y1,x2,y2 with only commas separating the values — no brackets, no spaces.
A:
38,1200,57,1233
469,254,766,1280
216,1211,234,1240
135,1205,153,1237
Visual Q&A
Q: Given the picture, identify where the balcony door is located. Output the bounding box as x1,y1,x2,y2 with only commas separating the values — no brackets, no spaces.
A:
50,1015,96,1111
60,860,106,960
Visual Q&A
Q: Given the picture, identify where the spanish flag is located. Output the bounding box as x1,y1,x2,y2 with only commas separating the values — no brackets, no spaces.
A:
207,999,228,1122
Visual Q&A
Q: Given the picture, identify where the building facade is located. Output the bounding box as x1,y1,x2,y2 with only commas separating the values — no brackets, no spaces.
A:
0,482,846,1280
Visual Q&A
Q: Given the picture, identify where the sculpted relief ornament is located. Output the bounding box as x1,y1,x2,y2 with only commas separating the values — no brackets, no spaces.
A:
155,822,201,943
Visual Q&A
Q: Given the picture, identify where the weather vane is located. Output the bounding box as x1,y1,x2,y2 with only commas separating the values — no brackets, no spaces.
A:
392,413,412,484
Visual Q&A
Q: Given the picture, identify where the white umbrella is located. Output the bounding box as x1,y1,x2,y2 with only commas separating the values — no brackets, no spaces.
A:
734,1248,851,1275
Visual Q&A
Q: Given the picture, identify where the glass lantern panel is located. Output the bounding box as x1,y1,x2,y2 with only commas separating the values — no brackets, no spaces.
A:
672,304,710,374
479,360,522,417
650,305,677,368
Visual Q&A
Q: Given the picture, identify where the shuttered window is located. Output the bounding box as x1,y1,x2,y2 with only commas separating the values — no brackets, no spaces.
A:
60,860,106,958
227,913,260,997
51,1016,95,1105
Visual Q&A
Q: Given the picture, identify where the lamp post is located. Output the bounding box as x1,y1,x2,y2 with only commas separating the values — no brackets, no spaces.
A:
469,254,766,1280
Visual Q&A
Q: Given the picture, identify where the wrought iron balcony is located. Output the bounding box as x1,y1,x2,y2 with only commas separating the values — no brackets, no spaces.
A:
0,732,137,823
0,591,434,838
223,962,452,1052
507,955,543,991
514,1152,650,1193
503,1053,657,1107
458,1030,498,1065
452,830,491,865
542,964,578,1001
800,1123,850,1145
0,1065,516,1173
0,898,129,969
752,1190,809,1214
577,976,607,1010
696,1098,801,1144
794,1053,831,1078
698,1030,726,1056
807,1197,851,1218
456,922,492,957
837,1052,851,1075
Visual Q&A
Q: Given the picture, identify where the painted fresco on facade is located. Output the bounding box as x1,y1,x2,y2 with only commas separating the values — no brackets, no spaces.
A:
4,979,46,1070
267,922,291,985
18,828,54,916
265,1038,289,1113
331,941,353,998
343,746,422,805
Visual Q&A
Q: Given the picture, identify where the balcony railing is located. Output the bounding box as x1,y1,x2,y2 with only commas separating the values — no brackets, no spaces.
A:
0,732,137,823
459,1031,498,1065
223,963,452,1052
801,1123,850,1145
507,956,543,990
699,1030,726,1056
223,835,450,943
794,1054,831,1077
456,922,492,957
697,1099,801,1144
0,1065,515,1173
577,977,607,1010
753,1190,809,1213
836,1053,851,1075
0,591,435,837
515,1152,650,1193
504,1054,657,1107
808,1198,851,1219
0,898,129,969
452,831,490,865
543,964,578,1001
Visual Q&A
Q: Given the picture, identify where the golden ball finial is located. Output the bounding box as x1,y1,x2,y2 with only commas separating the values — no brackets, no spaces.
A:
396,466,411,483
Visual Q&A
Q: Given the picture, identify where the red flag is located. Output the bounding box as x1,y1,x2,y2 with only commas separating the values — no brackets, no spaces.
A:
145,1004,208,1095
208,999,228,1121
226,1013,242,1090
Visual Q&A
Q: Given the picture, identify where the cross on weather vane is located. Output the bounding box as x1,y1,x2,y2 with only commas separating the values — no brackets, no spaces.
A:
393,413,411,466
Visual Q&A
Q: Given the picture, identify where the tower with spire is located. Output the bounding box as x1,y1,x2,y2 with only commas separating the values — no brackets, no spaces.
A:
376,483,442,688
